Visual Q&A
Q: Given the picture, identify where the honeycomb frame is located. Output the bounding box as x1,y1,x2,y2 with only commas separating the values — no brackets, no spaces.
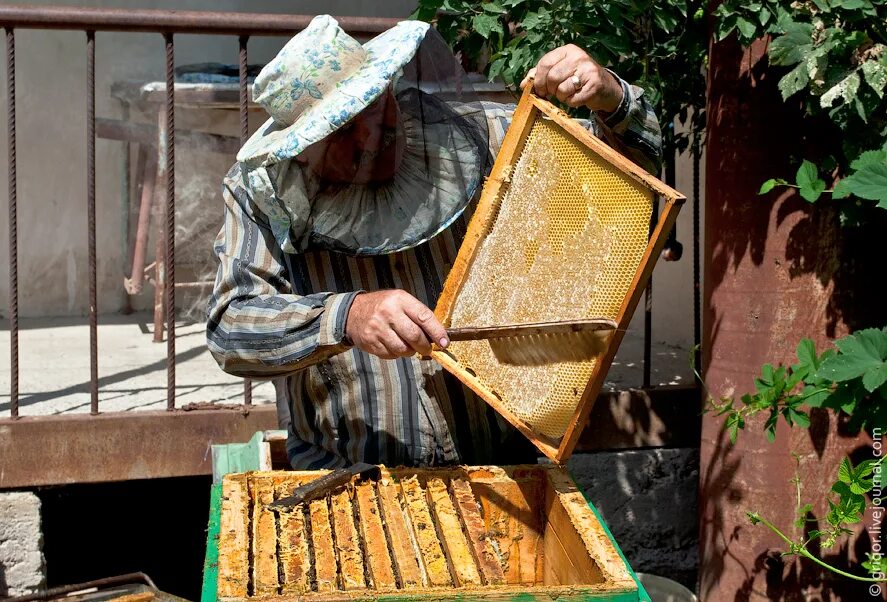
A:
432,87,686,463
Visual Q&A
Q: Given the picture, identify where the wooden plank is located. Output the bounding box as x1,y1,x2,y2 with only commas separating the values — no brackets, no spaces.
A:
273,480,310,594
400,476,453,587
377,481,424,588
426,478,482,586
449,479,505,585
330,489,366,590
354,482,397,589
309,498,338,593
543,517,583,586
470,477,543,586
249,475,279,596
217,475,249,598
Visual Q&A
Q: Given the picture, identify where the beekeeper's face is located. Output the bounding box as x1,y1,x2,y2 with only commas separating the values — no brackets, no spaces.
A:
310,87,404,184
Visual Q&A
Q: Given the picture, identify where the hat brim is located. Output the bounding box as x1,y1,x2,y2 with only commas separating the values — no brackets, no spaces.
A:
236,20,429,168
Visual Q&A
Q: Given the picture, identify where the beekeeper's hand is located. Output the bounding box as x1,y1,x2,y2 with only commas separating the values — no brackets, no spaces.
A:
345,290,449,359
520,44,623,112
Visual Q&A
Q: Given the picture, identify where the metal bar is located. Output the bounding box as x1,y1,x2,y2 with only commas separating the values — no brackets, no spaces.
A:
0,405,278,489
87,30,98,414
642,203,656,389
239,34,252,407
164,32,175,410
692,137,702,376
5,27,18,419
4,573,158,602
0,5,398,36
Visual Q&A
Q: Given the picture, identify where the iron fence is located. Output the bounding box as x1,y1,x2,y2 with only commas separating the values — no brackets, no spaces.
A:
0,4,702,451
0,4,400,419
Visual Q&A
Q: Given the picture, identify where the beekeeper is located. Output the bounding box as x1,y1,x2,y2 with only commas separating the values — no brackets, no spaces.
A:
207,15,661,469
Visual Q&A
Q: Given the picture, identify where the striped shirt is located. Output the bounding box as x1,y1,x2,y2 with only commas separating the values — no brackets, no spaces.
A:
206,78,662,469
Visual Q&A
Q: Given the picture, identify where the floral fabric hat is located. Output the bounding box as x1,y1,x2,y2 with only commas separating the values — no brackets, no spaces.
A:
237,15,429,168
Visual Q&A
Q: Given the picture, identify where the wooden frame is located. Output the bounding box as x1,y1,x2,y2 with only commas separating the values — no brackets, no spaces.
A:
432,85,686,464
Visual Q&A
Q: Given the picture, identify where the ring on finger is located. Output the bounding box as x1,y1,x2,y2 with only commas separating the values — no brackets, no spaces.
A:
570,74,582,93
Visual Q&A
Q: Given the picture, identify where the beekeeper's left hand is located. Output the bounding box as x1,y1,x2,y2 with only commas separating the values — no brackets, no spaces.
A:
520,44,623,112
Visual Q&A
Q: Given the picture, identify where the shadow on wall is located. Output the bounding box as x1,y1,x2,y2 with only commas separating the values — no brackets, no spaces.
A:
701,34,887,601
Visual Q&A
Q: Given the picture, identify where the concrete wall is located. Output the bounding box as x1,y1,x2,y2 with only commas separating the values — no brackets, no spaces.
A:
568,448,700,590
0,492,45,597
0,0,704,350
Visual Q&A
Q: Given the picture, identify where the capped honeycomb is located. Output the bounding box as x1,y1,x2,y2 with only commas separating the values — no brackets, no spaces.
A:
446,116,654,439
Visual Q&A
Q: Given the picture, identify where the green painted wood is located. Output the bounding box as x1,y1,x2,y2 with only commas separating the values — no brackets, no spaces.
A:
201,483,222,602
212,431,265,482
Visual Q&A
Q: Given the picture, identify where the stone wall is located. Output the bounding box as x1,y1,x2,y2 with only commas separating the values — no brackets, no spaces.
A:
0,492,45,597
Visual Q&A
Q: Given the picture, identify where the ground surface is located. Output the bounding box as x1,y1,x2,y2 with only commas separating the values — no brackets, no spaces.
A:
0,311,692,417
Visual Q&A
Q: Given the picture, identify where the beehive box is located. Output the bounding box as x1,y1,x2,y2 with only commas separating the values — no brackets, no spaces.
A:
433,88,685,463
205,465,647,601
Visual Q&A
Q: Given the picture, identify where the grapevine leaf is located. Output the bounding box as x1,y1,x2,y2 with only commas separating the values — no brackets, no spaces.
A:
832,178,853,199
864,364,887,392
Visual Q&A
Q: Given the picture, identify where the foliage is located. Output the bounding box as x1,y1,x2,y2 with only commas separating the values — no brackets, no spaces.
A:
704,328,887,579
412,0,708,155
709,329,887,444
715,0,887,223
745,455,883,582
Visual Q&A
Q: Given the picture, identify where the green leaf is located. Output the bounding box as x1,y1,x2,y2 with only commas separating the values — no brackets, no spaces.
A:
520,11,544,30
472,13,499,39
838,162,887,209
759,179,778,194
861,60,887,98
769,22,813,66
796,160,827,202
818,329,887,388
820,71,861,109
735,16,758,40
483,0,507,13
779,62,810,100
833,0,867,8
851,149,887,170
864,364,887,392
838,458,853,484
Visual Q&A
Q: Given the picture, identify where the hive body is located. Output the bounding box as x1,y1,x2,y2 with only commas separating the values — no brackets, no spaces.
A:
213,466,640,601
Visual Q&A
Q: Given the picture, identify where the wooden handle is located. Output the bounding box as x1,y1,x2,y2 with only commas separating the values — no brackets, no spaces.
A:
446,318,617,342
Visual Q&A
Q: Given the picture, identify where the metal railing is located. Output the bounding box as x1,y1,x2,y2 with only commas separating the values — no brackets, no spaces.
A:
1,4,400,418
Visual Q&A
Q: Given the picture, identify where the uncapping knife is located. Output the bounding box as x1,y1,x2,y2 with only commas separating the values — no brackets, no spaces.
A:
267,462,379,511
